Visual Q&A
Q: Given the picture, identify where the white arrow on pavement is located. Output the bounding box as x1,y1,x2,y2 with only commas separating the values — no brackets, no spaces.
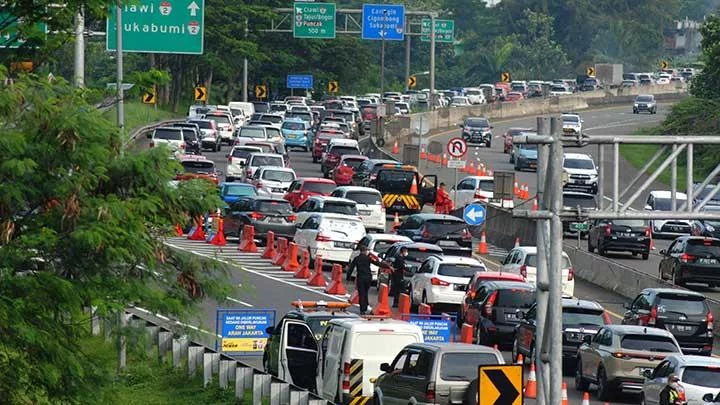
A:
187,1,200,16
465,207,484,222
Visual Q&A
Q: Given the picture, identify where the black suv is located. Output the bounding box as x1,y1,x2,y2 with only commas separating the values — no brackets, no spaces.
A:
460,116,492,147
622,288,713,356
659,236,720,287
588,219,651,259
513,298,610,364
353,158,397,186
171,122,202,155
396,214,473,256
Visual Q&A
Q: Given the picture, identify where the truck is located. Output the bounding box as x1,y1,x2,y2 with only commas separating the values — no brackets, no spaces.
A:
594,63,624,87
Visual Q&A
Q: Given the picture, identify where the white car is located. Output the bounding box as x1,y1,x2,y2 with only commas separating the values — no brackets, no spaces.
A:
293,213,367,265
148,126,186,156
250,167,296,199
549,84,573,96
645,190,692,236
463,87,487,105
235,125,269,143
203,111,235,145
563,153,599,194
351,234,412,282
641,354,720,405
295,196,358,228
562,113,583,134
262,126,284,144
500,246,575,297
451,96,471,107
451,176,514,209
330,186,386,233
410,256,487,308
225,145,262,182
242,153,285,182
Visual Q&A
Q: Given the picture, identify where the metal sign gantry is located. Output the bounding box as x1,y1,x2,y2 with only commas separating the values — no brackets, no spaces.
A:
511,117,720,405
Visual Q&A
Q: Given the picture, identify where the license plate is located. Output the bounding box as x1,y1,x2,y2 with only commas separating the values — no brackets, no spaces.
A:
505,313,517,320
288,134,296,139
272,188,284,192
575,180,586,185
438,240,457,246
698,258,718,264
669,226,683,232
530,163,537,168
334,241,352,248
670,324,692,332
359,210,372,216
267,217,283,223
454,284,466,291
622,232,633,237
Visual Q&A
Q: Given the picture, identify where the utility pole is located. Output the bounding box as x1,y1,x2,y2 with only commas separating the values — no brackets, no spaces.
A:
242,18,248,102
379,9,387,98
429,14,436,108
115,1,124,131
73,8,84,87
404,15,410,92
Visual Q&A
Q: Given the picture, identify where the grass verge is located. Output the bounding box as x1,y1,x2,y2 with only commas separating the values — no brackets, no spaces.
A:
78,335,241,404
619,127,692,191
102,101,180,135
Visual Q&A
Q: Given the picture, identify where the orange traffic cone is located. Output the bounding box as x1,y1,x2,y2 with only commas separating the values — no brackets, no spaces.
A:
282,242,301,272
325,264,347,295
561,382,569,405
262,231,276,259
441,153,448,167
525,363,537,399
294,249,312,279
515,353,524,365
477,231,489,254
392,140,399,154
397,293,410,319
513,181,520,197
188,216,206,240
460,323,473,343
409,176,418,194
349,279,359,304
307,255,327,287
580,391,590,405
238,225,258,253
649,229,655,250
514,237,521,248
532,198,539,211
467,161,474,174
174,223,183,236
209,218,227,246
392,212,401,232
420,146,427,160
476,163,484,176
521,184,528,199
272,237,288,266
372,283,391,316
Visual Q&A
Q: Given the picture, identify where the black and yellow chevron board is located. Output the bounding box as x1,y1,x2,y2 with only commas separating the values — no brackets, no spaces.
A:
348,359,364,398
382,194,421,210
348,397,370,405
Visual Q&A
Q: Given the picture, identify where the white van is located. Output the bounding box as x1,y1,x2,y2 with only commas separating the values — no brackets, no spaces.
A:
309,318,424,403
228,101,255,118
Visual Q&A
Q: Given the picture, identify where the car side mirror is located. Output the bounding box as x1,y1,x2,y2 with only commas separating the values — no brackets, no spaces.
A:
582,335,592,344
644,204,652,210
659,249,666,255
380,363,391,373
265,326,274,334
146,133,152,139
642,369,653,379
515,309,525,319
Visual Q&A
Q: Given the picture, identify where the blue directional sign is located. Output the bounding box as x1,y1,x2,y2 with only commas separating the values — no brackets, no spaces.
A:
362,4,405,41
286,74,314,89
463,203,486,226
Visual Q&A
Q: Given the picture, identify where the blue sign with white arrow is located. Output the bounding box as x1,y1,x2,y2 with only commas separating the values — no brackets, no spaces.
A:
361,4,405,41
286,74,314,89
463,203,486,226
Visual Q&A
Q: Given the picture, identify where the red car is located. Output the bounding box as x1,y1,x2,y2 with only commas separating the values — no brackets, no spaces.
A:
505,92,524,102
283,177,337,209
332,154,368,186
312,130,345,163
458,271,526,326
503,127,533,154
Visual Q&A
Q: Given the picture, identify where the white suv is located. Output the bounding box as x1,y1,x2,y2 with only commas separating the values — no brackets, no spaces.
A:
500,246,575,297
293,213,367,265
562,153,599,194
645,190,692,236
225,145,262,182
330,186,386,233
562,113,583,134
410,256,487,309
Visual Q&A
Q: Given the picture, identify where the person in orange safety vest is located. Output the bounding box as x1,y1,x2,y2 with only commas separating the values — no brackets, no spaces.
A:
435,182,454,214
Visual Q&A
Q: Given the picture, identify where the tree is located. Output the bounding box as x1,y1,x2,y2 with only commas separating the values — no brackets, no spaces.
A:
510,9,570,79
0,69,233,403
691,14,720,99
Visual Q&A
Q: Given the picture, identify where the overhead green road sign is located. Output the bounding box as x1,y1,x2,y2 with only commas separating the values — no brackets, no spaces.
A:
293,2,336,39
0,13,48,49
421,19,454,43
106,0,205,54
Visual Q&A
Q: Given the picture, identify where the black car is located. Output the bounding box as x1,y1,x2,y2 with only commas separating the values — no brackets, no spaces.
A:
252,102,270,113
222,196,297,243
588,219,651,259
659,236,720,287
463,281,536,347
513,298,609,364
460,117,492,147
353,158,398,186
171,123,202,155
562,192,598,235
691,219,720,238
395,214,473,256
622,288,713,356
377,242,444,293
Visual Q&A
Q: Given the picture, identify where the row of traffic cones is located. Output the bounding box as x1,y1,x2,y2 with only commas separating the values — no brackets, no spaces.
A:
513,181,530,199
520,354,597,405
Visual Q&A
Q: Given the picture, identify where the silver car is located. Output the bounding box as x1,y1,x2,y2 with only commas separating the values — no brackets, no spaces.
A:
374,343,504,405
641,354,720,405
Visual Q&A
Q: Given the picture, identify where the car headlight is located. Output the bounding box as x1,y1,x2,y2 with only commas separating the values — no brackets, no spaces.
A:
707,224,716,232
634,103,639,107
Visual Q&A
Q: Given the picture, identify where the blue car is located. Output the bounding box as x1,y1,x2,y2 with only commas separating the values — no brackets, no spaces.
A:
220,182,257,205
281,118,312,151
512,144,538,171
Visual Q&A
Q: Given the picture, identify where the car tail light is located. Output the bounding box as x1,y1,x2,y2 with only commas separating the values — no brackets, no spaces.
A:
249,212,264,220
520,265,527,279
484,291,498,317
316,234,332,242
180,143,185,150
341,362,351,392
462,228,472,241
708,311,714,330
644,227,651,237
603,311,612,324
288,214,297,222
255,181,263,189
149,141,155,148
568,267,574,281
425,382,436,402
612,352,627,359
604,224,612,236
431,277,450,286
648,306,657,326
680,253,696,263
421,227,430,239
228,155,233,163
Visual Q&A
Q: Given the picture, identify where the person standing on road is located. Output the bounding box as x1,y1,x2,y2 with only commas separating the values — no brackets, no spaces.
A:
659,374,684,405
390,247,409,308
435,182,454,214
347,245,387,315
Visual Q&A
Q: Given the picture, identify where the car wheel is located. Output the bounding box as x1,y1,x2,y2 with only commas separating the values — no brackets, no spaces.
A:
303,146,309,152
464,379,479,405
511,337,521,362
642,251,649,260
673,268,684,286
409,288,418,312
574,360,589,391
587,237,595,253
486,141,492,148
596,367,613,401
598,242,607,256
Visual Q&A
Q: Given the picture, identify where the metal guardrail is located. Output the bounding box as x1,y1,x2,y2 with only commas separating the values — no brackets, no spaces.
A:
124,118,185,148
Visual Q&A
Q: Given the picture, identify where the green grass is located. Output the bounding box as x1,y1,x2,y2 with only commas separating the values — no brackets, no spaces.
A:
102,101,180,134
620,127,692,191
78,335,241,404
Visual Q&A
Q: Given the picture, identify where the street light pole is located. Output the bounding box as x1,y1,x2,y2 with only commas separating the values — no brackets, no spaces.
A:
404,15,410,92
115,1,124,132
379,9,388,98
242,18,248,102
429,14,436,108
73,7,84,88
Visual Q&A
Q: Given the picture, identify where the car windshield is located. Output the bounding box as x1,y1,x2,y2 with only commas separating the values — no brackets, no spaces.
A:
322,202,357,215
373,240,401,254
231,148,259,159
636,96,653,102
181,160,214,173
682,366,720,388
329,146,359,156
564,195,597,209
562,308,605,327
346,191,381,205
496,288,536,307
270,104,287,112
551,86,566,92
620,335,679,353
189,120,213,129
526,254,572,269
262,170,295,182
440,353,499,381
303,182,335,194
511,85,525,92
377,170,416,194
224,185,256,197
179,129,197,141
452,97,468,103
289,113,312,122
406,247,442,263
520,144,538,151
207,115,230,125
564,158,595,170
342,159,366,170
255,200,293,214
654,197,687,211
282,122,306,131
240,128,266,138
265,128,282,138
305,316,353,339
657,295,707,316
154,128,182,141
611,219,647,227
250,156,283,167
686,239,720,257
438,264,484,278
478,180,494,192
425,219,467,236
584,78,598,85
696,185,720,201
466,118,489,127
563,116,580,123
253,103,269,113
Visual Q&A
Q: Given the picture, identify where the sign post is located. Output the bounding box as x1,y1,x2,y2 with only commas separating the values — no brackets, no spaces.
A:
216,309,275,355
447,137,468,207
293,2,336,39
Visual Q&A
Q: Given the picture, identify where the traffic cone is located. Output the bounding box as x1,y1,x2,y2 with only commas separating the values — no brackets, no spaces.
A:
238,225,258,253
307,255,327,287
392,213,401,232
515,353,524,365
409,177,418,194
476,163,485,176
442,153,448,167
282,242,301,272
532,197,539,211
397,293,410,319
486,167,493,177
467,161,474,174
580,391,590,405
372,283,392,316
524,363,537,399
325,264,347,295
420,146,427,160
649,229,655,250
188,216,206,240
460,323,473,343
209,218,227,246
513,181,520,197
477,231,489,254
521,184,529,199
514,237,521,248
174,223,183,236
294,249,312,279
272,238,288,266
561,382,569,405
418,303,432,315
349,279,359,304
392,140,399,154
262,231,276,259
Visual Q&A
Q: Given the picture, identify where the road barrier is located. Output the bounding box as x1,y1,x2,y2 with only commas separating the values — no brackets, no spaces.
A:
324,264,347,295
307,256,327,287
418,303,432,315
397,293,411,318
372,283,391,316
272,238,288,266
460,323,473,344
238,225,258,253
282,243,301,272
294,250,312,279
262,231,277,259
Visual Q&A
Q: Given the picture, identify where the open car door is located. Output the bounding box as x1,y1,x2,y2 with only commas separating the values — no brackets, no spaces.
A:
280,320,318,390
419,174,437,205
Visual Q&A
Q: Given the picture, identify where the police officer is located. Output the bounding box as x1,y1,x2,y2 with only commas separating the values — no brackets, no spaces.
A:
347,245,387,315
391,247,409,307
659,374,683,405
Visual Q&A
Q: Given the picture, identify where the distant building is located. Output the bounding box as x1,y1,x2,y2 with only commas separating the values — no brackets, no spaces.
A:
664,17,702,56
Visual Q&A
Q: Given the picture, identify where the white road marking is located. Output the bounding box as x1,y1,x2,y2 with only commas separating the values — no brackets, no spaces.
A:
225,296,253,307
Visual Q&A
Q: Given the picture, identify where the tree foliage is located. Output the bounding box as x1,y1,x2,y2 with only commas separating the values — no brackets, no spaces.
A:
690,14,720,99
